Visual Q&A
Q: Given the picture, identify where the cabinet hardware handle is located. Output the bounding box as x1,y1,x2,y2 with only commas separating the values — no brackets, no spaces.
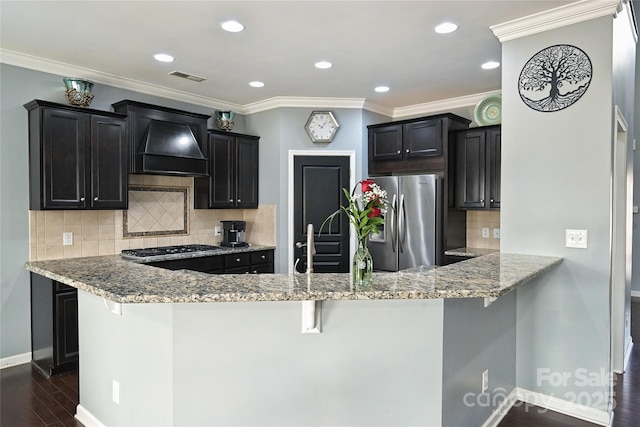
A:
80,197,85,202
237,199,241,202
490,199,494,203
229,199,233,202
480,199,484,203
397,150,401,154
236,258,241,262
94,197,99,201
261,255,265,259
406,149,410,153
253,270,258,274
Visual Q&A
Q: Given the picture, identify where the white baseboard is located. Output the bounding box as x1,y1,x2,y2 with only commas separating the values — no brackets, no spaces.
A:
481,388,518,427
75,404,106,427
0,352,31,369
630,290,640,298
516,388,610,426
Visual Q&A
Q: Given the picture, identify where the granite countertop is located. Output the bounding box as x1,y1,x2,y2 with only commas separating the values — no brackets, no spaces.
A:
445,247,500,257
25,252,562,304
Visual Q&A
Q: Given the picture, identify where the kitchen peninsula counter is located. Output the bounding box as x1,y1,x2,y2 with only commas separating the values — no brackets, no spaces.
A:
25,252,561,304
24,251,564,427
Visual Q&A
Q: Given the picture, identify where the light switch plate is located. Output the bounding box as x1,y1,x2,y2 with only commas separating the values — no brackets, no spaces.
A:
482,227,490,239
566,229,587,248
493,228,500,239
63,232,73,246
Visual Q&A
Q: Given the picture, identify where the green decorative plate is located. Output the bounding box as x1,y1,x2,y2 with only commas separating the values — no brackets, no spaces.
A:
474,94,502,126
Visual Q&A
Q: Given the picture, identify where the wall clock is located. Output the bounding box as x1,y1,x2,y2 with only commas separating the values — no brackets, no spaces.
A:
518,44,592,112
304,111,339,143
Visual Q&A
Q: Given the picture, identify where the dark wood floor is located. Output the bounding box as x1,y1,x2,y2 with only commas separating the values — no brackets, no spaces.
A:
1,302,639,427
0,364,81,426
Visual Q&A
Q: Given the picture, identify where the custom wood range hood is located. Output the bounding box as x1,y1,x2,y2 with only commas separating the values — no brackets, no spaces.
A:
112,100,210,177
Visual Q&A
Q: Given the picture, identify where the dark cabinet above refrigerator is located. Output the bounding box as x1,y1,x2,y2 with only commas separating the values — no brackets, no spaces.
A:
367,113,470,175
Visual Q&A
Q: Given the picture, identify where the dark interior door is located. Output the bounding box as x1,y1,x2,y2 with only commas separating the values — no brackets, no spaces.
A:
293,156,350,273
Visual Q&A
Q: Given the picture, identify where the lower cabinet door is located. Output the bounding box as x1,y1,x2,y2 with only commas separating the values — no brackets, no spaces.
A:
54,290,79,370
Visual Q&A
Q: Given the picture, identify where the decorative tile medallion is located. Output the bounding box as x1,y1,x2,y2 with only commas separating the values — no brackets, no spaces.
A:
124,186,188,237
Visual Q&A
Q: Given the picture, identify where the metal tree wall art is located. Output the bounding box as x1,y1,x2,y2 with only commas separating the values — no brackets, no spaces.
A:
518,44,592,112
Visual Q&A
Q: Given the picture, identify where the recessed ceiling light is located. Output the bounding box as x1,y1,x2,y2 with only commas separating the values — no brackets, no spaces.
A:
221,20,245,33
249,81,264,88
314,61,332,69
154,53,174,63
481,61,501,70
435,22,458,34
375,86,390,93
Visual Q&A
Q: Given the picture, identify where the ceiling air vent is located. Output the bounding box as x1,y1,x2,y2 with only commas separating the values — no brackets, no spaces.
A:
169,71,206,82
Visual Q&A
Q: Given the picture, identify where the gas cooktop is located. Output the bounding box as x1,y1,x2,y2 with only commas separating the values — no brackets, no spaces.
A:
121,244,220,261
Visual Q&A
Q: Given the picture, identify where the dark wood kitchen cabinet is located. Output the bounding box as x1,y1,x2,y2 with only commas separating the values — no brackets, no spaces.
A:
455,126,501,209
367,113,470,175
148,249,274,274
194,130,259,209
30,273,78,376
25,100,128,210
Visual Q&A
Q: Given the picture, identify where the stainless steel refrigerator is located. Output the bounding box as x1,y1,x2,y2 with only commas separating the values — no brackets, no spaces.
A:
367,174,442,271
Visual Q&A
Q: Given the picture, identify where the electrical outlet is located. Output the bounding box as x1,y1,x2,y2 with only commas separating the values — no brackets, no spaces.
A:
565,229,588,248
112,379,120,404
482,369,489,393
482,227,490,239
63,232,73,246
493,228,500,239
214,225,221,236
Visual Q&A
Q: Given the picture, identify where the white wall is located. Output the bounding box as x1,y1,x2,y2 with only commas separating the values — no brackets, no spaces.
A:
501,16,616,411
632,0,640,295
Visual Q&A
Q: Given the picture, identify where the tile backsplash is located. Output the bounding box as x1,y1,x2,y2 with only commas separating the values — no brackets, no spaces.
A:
466,210,500,250
29,175,277,261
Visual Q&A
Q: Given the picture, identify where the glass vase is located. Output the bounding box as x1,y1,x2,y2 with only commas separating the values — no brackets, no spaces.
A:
353,238,373,286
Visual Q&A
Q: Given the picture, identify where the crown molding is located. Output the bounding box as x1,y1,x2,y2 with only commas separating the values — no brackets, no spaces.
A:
392,91,500,119
1,48,491,118
242,96,367,114
491,0,622,42
0,49,242,112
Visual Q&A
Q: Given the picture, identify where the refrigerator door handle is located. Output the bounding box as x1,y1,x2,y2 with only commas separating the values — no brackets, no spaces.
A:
398,193,406,252
390,194,397,253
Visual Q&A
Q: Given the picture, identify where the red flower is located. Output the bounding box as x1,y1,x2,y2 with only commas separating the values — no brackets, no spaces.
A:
368,207,381,218
361,179,374,193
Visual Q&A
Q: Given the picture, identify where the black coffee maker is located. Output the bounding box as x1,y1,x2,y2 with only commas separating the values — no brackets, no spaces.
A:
220,220,248,247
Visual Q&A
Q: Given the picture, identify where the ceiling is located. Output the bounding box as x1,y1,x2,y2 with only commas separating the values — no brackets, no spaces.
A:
0,1,583,113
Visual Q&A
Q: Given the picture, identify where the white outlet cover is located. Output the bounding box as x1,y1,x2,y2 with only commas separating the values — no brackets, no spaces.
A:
482,227,490,238
565,229,588,249
63,232,73,246
493,228,500,239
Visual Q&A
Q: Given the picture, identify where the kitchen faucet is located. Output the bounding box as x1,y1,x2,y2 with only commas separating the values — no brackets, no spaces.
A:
295,223,316,274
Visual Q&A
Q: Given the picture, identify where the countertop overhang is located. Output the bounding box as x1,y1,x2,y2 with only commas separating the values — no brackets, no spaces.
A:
24,252,562,304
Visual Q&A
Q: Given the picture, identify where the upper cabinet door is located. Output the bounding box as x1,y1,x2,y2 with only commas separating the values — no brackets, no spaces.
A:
41,108,88,209
403,119,442,158
454,125,501,210
208,133,235,209
487,128,501,209
90,115,128,209
369,125,403,161
455,130,486,209
235,137,259,209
